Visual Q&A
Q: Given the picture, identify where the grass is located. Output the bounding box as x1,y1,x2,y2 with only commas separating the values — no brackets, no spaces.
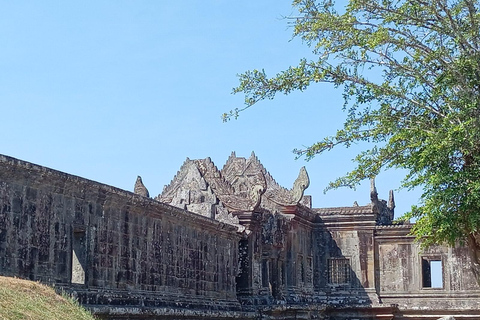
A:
0,276,96,320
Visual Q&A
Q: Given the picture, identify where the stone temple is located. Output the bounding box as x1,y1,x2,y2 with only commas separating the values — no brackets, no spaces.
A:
0,152,479,319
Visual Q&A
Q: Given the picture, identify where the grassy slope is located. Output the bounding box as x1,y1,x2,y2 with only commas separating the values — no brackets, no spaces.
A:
0,276,96,320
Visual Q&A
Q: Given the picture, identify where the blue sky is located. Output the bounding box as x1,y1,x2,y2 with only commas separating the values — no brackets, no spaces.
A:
0,1,421,216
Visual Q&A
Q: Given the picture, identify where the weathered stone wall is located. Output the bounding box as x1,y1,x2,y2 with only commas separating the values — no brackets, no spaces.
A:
375,225,480,317
236,211,317,306
0,155,241,314
2,153,480,320
313,207,379,308
284,215,315,299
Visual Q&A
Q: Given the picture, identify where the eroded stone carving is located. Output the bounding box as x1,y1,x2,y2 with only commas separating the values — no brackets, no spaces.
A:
157,159,210,210
156,157,246,231
292,166,310,203
219,152,311,212
221,152,267,198
134,176,149,197
1,153,480,320
370,178,394,225
388,189,395,210
160,152,313,217
197,155,266,212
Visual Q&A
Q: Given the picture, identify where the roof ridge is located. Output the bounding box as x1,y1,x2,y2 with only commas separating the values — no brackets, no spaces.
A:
160,157,192,196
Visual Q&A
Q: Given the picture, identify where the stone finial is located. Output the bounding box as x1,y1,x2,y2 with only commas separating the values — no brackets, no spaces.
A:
370,178,378,203
292,166,310,203
134,176,150,198
388,190,395,210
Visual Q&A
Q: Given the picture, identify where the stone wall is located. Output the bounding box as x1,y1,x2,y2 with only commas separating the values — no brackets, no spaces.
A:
2,153,480,320
0,155,242,316
375,225,480,319
314,206,379,307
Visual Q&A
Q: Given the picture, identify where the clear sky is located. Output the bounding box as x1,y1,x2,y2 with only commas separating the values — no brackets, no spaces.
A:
0,1,421,216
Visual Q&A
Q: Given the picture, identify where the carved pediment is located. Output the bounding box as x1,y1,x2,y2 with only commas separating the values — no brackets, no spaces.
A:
220,152,310,210
219,152,267,211
156,159,220,219
194,158,235,196
158,153,310,223
156,157,246,230
263,166,310,207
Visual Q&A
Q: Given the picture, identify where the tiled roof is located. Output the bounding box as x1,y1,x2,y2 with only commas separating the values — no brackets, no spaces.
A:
375,222,413,229
313,205,373,215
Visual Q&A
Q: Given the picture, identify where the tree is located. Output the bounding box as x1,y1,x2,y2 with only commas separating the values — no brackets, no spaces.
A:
224,0,480,274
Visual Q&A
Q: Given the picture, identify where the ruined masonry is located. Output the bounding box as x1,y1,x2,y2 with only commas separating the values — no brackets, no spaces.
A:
0,152,479,320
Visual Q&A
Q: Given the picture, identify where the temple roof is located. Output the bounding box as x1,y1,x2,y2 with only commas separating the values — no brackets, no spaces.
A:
156,153,394,227
313,205,373,216
157,152,310,215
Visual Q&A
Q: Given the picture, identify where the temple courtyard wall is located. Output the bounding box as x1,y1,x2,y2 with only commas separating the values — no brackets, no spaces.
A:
0,155,245,318
1,153,480,319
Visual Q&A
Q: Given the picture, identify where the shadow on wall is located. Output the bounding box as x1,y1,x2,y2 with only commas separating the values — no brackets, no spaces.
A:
235,211,372,318
314,216,373,313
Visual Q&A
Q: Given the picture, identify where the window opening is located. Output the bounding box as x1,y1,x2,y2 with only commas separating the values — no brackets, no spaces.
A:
262,259,269,288
422,258,443,288
71,227,86,285
236,239,249,294
328,258,351,285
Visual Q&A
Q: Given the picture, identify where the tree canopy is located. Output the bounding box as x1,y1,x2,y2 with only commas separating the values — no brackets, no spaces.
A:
224,0,480,262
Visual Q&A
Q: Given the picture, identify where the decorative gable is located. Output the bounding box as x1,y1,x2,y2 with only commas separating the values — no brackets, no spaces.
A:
156,159,216,217
156,157,244,231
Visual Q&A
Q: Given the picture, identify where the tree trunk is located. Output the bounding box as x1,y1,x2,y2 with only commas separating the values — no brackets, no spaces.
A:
467,233,480,284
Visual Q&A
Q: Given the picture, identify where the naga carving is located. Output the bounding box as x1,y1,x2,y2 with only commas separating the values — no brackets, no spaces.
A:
292,166,310,204
157,153,310,219
263,166,310,207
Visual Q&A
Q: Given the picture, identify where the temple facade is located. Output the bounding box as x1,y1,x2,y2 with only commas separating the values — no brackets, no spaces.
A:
0,153,479,319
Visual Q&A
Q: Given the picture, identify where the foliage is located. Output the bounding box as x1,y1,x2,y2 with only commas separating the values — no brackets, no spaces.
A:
225,0,480,248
